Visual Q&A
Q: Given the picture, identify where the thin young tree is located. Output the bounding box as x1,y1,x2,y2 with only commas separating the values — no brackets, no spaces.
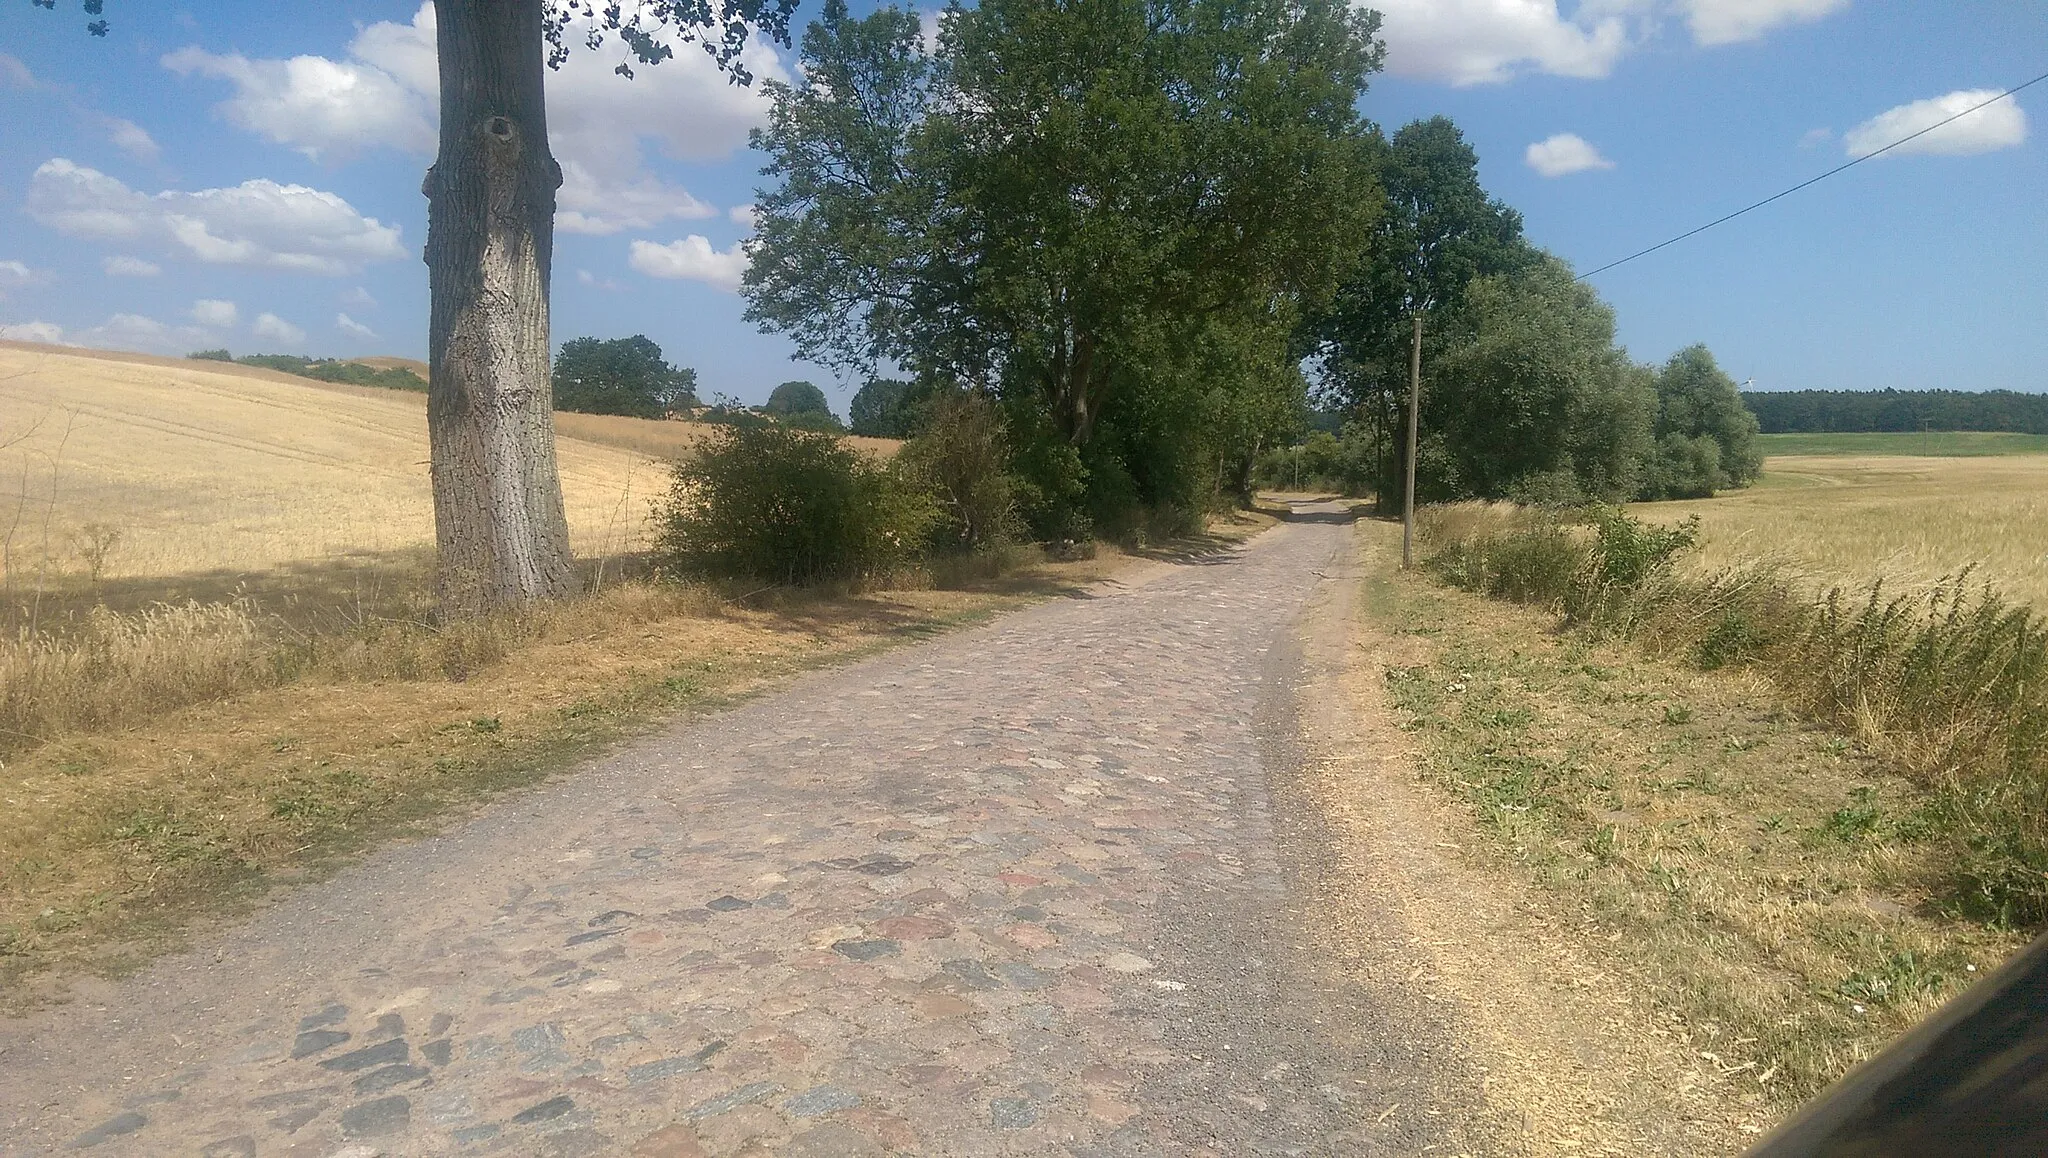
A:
37,0,801,615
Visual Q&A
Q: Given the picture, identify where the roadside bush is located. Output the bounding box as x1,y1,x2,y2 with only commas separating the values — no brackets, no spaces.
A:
654,425,935,584
896,392,1023,553
1424,504,1696,623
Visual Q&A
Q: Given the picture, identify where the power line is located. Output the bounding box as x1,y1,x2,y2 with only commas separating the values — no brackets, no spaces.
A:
1579,71,2048,280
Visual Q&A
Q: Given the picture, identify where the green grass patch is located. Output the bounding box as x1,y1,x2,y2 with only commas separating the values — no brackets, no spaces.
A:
1757,431,2048,458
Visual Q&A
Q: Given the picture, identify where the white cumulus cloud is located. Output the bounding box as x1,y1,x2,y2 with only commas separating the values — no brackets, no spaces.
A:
629,236,749,292
191,298,239,328
1525,132,1616,176
162,44,435,161
1373,0,1633,85
556,162,716,236
729,204,759,229
0,320,67,345
0,260,33,294
1845,89,2029,159
252,312,306,345
104,117,161,162
1372,0,1852,85
103,255,162,277
164,3,772,233
336,313,378,340
27,159,406,276
1680,0,1847,46
93,314,218,353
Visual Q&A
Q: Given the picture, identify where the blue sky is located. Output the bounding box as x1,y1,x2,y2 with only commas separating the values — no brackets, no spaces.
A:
1,1,2042,410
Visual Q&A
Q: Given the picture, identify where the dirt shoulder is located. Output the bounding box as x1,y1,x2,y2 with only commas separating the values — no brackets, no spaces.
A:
1298,519,2019,1154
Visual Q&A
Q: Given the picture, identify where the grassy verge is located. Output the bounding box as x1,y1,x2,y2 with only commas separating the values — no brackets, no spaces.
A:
1361,549,2021,1108
0,509,1274,1003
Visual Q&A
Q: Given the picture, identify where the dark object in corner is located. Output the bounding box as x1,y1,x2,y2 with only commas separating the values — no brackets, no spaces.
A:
1746,932,2048,1157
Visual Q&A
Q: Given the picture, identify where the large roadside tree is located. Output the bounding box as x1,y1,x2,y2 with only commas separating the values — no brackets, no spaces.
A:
745,0,1384,529
1312,117,1533,505
1424,255,1654,503
42,1,800,615
423,0,797,614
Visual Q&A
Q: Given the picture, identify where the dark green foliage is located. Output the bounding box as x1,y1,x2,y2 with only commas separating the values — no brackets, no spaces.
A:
653,425,933,584
1312,117,1535,504
186,349,234,362
746,0,1384,530
235,354,426,393
696,401,775,430
30,0,108,37
552,336,699,418
1585,507,1699,592
1744,389,2048,435
764,380,835,420
1425,257,1653,504
895,392,1021,551
1641,345,1760,498
1255,425,1380,496
849,378,935,438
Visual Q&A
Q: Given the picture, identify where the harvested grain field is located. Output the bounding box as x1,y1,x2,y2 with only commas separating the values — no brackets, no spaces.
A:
1637,451,2048,607
0,342,892,582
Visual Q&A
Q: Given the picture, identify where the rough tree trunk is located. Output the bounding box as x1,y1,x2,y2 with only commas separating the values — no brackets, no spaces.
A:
423,0,577,616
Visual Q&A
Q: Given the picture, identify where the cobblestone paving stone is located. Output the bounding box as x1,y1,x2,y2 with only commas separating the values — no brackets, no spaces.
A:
0,508,1491,1156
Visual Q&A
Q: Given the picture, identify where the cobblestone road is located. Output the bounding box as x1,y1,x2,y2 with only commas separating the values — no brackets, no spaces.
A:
1,508,1489,1156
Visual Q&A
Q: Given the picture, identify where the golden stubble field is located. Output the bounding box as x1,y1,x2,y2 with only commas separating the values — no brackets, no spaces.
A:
0,342,897,586
1638,453,2048,607
0,342,674,579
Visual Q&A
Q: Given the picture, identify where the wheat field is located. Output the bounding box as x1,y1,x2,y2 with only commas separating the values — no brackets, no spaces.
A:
0,342,682,580
1638,452,2048,607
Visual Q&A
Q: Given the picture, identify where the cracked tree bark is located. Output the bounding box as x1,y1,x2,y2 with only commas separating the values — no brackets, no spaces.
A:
423,0,577,616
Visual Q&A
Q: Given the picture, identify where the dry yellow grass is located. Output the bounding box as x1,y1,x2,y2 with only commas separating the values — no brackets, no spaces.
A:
0,343,900,584
0,343,660,577
1369,526,2023,1130
551,408,901,462
1636,454,2048,607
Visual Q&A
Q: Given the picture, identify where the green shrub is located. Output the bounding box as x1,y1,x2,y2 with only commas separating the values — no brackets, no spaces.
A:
653,426,935,584
896,392,1022,553
1426,506,1695,621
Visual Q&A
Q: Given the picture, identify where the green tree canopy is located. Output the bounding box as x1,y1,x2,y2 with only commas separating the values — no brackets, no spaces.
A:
551,336,699,418
744,0,1385,530
765,379,834,417
849,378,931,438
1424,255,1653,504
1311,116,1535,502
1644,345,1762,498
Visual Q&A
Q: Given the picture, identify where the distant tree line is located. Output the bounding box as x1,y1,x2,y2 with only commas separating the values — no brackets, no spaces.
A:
188,349,427,393
1743,389,2048,435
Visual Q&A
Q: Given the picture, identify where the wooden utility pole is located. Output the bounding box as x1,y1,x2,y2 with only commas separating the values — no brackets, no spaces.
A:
1402,314,1422,568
